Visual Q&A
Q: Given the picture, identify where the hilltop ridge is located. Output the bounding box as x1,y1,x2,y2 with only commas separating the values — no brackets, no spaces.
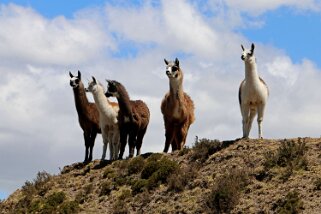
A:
1,137,321,213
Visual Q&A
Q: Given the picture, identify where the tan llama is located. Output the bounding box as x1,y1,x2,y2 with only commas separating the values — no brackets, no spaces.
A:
161,58,195,152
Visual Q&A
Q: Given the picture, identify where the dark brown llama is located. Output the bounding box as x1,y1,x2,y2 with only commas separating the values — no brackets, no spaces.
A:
105,80,150,159
161,58,195,152
69,71,101,163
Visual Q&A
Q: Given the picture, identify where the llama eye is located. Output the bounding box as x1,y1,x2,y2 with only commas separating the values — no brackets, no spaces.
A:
172,67,178,72
75,79,79,83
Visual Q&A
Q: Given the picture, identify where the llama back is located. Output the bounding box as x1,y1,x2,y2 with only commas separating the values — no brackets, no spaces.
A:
130,100,150,126
183,92,195,124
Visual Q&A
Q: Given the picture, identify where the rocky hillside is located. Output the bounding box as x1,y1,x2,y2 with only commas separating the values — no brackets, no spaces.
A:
1,137,321,214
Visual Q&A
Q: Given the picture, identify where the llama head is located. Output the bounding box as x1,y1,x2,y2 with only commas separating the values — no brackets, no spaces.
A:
69,70,82,88
241,43,255,63
164,58,182,80
105,80,120,98
86,76,101,93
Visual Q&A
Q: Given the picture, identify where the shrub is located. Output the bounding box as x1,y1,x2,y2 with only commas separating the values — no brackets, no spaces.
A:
131,179,148,195
141,160,161,180
191,137,221,163
113,200,129,214
21,171,52,198
46,191,66,207
167,164,198,192
264,139,307,170
263,139,307,181
274,191,303,214
314,178,321,190
58,200,80,214
146,158,179,190
103,167,116,179
206,168,249,213
128,156,145,175
140,156,179,190
100,181,113,196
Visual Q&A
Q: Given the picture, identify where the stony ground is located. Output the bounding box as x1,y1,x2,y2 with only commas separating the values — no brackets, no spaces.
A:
1,137,321,214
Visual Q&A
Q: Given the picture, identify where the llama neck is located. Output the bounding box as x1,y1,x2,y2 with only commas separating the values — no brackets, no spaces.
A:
73,82,89,114
169,78,184,101
245,61,259,83
116,85,132,117
92,87,113,113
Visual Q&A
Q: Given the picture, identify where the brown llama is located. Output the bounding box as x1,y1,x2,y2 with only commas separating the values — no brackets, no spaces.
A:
105,80,150,159
69,71,101,163
161,58,195,152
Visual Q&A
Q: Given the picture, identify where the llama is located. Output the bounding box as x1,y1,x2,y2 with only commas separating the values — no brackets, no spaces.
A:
86,77,120,160
239,43,269,139
105,80,150,159
161,58,195,152
69,71,101,163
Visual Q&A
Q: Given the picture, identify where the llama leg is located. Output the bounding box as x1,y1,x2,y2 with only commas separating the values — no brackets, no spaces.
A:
101,131,108,161
114,131,120,160
108,132,113,160
179,123,190,150
88,131,97,162
136,126,147,156
246,108,257,138
118,127,127,160
128,131,136,158
257,104,266,139
163,122,174,153
83,132,90,163
241,105,250,138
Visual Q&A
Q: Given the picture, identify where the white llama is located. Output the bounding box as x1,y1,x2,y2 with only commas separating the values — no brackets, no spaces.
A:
239,43,269,139
86,77,120,160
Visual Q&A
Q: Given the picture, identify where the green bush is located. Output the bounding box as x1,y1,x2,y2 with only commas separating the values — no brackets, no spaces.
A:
128,156,145,175
167,164,198,192
46,191,66,207
206,168,249,213
264,140,307,170
141,160,161,179
263,139,307,181
100,181,113,196
314,178,321,190
191,137,221,163
147,158,179,190
58,200,80,214
140,157,179,190
103,167,116,179
275,191,303,214
131,179,148,195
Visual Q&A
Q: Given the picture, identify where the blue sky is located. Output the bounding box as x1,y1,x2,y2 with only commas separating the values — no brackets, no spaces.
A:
1,0,321,201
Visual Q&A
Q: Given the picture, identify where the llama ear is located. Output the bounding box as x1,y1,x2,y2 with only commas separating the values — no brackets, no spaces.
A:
69,72,73,78
175,58,179,67
164,58,169,65
251,43,255,54
92,76,97,83
77,70,81,80
241,45,245,51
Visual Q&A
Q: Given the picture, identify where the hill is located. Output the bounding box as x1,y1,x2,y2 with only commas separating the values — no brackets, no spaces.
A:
1,137,321,213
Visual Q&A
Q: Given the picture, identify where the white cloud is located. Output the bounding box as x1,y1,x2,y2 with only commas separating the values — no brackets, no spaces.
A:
0,4,113,65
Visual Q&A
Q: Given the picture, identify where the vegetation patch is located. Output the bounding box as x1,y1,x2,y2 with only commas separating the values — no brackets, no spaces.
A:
273,191,303,214
141,156,179,190
263,139,308,181
206,168,250,213
191,137,221,163
167,164,199,192
128,156,145,175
